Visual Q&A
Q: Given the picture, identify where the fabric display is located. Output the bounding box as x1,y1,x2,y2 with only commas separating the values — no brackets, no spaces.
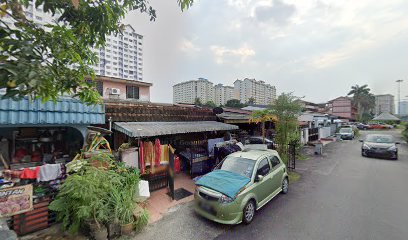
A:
160,145,169,163
37,164,62,182
140,140,171,174
154,139,161,167
20,167,40,179
207,138,224,157
139,141,145,174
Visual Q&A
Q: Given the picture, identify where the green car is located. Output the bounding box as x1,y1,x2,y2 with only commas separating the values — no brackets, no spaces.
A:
194,149,289,225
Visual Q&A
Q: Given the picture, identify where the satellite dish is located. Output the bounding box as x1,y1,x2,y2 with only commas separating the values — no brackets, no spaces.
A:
213,107,224,115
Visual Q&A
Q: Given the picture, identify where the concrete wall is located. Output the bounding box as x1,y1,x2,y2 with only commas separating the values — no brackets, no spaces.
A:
102,81,150,101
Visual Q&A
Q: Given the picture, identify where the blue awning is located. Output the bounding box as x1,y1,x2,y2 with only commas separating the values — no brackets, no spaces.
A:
0,96,105,125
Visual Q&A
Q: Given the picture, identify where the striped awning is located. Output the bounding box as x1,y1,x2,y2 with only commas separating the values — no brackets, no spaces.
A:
113,121,238,138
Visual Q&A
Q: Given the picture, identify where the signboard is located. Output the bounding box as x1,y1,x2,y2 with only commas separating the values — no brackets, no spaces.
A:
0,184,33,217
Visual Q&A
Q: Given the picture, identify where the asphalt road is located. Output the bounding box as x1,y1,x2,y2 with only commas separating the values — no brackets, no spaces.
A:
136,129,408,240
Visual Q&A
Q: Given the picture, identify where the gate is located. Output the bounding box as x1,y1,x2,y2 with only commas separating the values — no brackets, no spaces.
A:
286,142,297,171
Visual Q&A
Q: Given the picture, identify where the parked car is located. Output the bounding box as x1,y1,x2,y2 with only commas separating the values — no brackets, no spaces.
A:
360,134,399,160
338,127,354,140
247,136,275,149
368,123,387,129
356,123,371,130
194,149,288,225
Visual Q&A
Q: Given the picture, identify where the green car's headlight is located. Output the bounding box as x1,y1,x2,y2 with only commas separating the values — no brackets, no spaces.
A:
219,194,234,204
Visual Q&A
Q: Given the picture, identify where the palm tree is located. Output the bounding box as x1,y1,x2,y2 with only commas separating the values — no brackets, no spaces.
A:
347,85,374,121
249,110,277,143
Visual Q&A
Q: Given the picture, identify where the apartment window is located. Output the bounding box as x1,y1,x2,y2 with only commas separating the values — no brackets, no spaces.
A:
126,86,139,99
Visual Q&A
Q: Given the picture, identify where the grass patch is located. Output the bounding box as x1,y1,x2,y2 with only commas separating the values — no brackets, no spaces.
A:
297,154,308,161
288,171,301,184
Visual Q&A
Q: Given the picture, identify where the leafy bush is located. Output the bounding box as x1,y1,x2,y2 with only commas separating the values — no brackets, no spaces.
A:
49,158,142,234
49,167,121,233
402,123,408,142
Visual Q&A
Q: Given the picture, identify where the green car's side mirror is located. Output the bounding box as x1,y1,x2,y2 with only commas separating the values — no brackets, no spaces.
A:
255,175,264,182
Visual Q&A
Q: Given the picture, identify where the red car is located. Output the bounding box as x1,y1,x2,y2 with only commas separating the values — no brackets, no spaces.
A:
369,124,387,129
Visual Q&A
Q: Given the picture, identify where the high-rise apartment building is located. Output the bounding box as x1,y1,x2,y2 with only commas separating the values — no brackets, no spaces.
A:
4,2,143,82
92,25,143,81
400,101,408,116
213,84,234,106
173,78,214,104
375,94,395,115
173,78,277,106
234,78,276,105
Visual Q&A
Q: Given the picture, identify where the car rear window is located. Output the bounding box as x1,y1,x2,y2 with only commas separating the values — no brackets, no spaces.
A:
339,128,352,133
365,135,394,143
216,156,255,179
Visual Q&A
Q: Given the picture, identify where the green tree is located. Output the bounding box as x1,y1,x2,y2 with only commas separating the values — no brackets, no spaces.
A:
347,84,375,121
249,109,277,143
246,97,256,105
0,0,193,104
194,97,202,106
270,93,303,163
225,99,245,108
204,100,216,108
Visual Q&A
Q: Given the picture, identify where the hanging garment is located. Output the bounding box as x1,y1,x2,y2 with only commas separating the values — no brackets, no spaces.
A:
20,167,40,179
144,141,155,173
139,141,145,174
154,139,161,167
160,144,169,163
37,164,62,182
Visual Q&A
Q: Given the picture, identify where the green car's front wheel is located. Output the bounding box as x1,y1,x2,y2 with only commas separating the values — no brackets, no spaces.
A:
243,200,256,224
281,177,289,194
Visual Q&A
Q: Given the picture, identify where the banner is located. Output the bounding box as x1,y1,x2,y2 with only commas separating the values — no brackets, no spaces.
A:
0,184,33,217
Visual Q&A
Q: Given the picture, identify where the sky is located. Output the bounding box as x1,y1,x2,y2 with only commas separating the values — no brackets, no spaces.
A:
124,0,408,104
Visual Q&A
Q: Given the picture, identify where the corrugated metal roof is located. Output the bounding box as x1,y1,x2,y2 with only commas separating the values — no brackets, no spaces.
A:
0,97,105,125
113,121,238,137
372,112,400,121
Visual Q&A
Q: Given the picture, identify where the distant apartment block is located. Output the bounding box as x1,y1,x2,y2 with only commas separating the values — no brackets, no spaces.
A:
173,78,277,105
374,94,395,115
214,84,234,106
234,78,276,105
4,2,143,82
173,78,214,104
328,97,357,121
92,25,144,81
399,101,408,116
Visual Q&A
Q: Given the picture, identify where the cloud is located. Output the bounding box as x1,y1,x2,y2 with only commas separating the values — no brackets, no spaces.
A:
179,38,201,53
254,0,296,25
210,44,256,64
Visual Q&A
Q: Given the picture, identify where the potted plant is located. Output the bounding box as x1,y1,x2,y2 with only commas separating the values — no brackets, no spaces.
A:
49,167,120,239
110,166,140,235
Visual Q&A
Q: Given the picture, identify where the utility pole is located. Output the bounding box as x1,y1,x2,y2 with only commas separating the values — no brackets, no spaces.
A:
396,80,403,115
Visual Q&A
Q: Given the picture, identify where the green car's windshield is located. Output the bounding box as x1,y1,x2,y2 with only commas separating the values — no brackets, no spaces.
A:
216,156,255,179
365,135,394,143
339,128,352,133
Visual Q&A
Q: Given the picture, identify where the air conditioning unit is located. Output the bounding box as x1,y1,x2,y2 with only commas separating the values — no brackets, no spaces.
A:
110,88,120,95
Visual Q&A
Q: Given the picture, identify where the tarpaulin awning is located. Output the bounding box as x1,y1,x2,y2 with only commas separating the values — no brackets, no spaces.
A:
195,170,251,199
113,121,238,137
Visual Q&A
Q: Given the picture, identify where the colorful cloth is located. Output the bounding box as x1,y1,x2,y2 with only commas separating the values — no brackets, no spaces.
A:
154,139,161,167
37,164,61,182
139,140,145,174
20,167,40,179
160,145,169,162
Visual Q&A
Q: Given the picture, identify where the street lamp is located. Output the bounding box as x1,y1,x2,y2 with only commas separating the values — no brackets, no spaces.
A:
396,80,403,115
